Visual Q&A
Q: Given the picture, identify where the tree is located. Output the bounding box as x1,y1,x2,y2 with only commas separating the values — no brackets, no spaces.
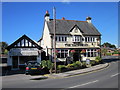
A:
101,48,107,56
0,42,8,54
101,42,116,49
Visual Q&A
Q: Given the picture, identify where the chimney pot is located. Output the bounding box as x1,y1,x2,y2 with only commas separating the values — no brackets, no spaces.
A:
86,16,92,23
62,17,65,20
46,10,49,14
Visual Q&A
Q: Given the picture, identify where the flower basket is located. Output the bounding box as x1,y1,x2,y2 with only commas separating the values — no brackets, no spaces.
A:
97,49,100,52
80,49,86,54
69,50,75,56
53,50,59,55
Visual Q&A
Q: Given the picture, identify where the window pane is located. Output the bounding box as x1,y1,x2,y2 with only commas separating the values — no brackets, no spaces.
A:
62,37,64,41
55,37,57,41
57,53,60,58
85,37,87,42
91,52,93,57
59,37,61,41
88,52,90,57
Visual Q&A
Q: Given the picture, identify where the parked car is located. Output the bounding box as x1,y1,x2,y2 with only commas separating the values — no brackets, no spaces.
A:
25,61,42,75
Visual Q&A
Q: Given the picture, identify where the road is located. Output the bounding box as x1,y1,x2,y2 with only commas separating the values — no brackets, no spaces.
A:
2,60,119,89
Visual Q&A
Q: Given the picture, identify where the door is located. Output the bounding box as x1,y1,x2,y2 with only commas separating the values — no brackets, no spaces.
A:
12,56,19,69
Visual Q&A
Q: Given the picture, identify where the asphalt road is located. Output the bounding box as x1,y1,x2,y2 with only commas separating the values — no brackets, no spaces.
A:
2,60,119,89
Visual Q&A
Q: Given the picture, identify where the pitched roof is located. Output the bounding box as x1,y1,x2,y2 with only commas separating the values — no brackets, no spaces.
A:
47,19,101,36
7,35,42,50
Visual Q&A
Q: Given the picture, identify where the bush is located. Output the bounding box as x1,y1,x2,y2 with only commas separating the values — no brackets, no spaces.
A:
90,60,96,66
66,64,74,69
57,65,66,72
41,60,53,69
95,56,102,64
81,61,86,68
74,61,82,68
72,63,78,68
46,60,54,70
106,53,112,56
41,60,47,68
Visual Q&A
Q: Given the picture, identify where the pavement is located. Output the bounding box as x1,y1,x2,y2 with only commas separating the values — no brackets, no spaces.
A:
43,63,109,79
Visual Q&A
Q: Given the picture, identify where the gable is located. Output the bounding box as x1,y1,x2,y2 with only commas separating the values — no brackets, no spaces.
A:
7,35,42,50
70,25,84,33
70,25,84,35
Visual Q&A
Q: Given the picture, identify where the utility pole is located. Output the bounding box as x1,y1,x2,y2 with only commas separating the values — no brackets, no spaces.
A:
53,7,57,73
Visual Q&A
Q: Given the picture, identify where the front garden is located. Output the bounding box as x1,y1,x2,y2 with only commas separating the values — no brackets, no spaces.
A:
41,56,103,74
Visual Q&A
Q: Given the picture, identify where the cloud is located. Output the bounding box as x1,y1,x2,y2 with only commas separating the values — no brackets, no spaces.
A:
62,0,70,4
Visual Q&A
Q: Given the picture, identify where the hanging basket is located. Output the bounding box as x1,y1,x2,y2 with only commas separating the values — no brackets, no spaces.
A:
80,49,86,54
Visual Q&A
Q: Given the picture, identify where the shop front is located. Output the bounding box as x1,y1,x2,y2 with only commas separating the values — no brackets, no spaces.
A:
7,35,42,70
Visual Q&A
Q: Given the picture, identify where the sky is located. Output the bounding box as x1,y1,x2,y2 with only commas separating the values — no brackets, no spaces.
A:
2,2,118,47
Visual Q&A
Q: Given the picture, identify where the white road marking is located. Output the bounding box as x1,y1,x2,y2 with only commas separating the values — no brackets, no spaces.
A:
68,80,99,88
111,73,119,77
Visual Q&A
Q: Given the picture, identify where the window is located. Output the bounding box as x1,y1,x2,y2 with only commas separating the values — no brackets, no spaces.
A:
59,37,61,41
86,49,97,57
55,37,57,41
93,38,95,42
56,36,67,42
72,35,81,42
53,49,68,58
85,37,86,42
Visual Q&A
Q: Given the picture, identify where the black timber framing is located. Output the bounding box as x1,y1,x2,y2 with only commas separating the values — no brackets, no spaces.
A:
7,34,42,50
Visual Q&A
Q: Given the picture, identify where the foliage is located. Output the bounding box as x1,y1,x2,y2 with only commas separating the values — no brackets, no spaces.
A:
95,56,102,64
0,42,8,54
46,60,54,70
101,42,116,49
41,60,47,68
75,61,82,67
106,53,112,56
41,60,53,70
101,48,107,56
66,64,74,69
90,60,96,66
81,61,86,67
112,50,120,54
57,65,66,71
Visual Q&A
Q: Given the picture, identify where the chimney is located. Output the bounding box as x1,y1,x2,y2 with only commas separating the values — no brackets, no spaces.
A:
86,16,92,23
62,17,65,20
44,10,50,21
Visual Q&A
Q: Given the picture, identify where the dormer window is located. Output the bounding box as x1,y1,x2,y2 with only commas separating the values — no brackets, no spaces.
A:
72,35,82,42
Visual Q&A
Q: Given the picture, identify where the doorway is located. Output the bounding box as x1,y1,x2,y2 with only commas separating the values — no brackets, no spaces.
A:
12,56,19,69
73,50,82,62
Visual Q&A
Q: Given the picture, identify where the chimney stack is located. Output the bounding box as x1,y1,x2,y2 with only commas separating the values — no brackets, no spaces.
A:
44,10,50,21
86,16,92,23
62,17,65,20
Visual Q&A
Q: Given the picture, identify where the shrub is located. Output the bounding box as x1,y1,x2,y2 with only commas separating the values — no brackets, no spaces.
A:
90,60,96,66
41,60,53,70
57,65,66,72
106,53,112,56
95,56,102,64
46,60,54,70
41,60,47,68
75,61,82,67
66,64,74,69
72,62,78,68
81,61,86,68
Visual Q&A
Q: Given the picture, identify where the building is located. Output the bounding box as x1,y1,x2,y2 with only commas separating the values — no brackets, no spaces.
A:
7,35,42,70
39,11,101,63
